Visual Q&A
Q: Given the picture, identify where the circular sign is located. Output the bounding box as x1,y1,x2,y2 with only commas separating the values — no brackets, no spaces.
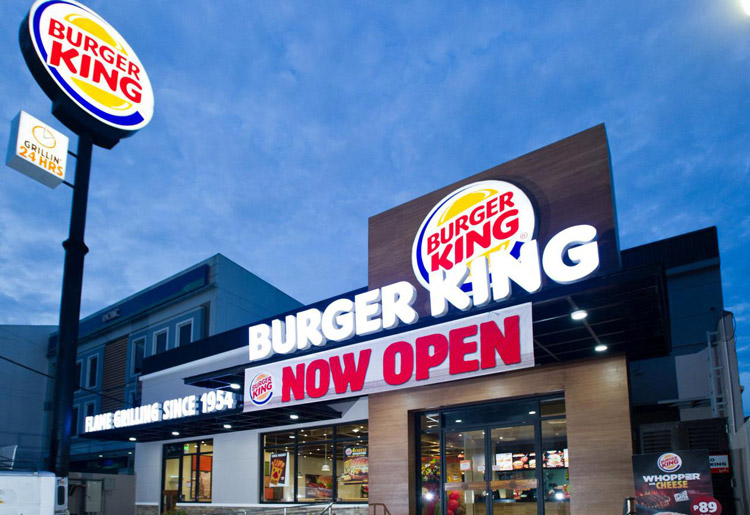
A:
691,496,722,515
657,452,683,473
249,372,274,406
412,180,536,291
20,0,153,147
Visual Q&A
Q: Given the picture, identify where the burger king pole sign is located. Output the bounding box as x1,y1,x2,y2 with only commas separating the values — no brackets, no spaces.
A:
17,0,153,476
20,0,154,148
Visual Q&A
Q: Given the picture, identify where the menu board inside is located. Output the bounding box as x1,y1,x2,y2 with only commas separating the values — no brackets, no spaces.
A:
494,449,568,471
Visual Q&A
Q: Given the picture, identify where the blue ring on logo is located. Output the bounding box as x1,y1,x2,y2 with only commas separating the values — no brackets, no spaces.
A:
250,373,273,406
415,186,470,290
32,0,145,128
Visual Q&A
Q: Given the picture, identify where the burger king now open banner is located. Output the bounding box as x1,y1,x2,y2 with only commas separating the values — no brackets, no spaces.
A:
243,303,533,412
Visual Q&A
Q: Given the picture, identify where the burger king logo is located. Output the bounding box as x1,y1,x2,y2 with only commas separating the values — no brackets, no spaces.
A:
657,452,682,473
412,180,536,291
23,0,153,133
250,372,274,406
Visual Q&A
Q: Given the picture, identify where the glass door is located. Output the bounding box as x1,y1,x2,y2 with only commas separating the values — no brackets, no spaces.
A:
417,397,569,515
444,429,487,515
490,425,538,513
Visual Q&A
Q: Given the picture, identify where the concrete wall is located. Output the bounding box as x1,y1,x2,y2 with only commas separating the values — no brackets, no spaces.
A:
213,255,301,334
0,325,55,469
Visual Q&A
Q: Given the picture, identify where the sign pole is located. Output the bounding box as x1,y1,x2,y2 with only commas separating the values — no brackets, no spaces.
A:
47,132,93,476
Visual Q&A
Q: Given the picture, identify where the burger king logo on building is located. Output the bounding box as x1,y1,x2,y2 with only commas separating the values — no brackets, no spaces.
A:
22,0,153,136
657,452,682,473
250,372,274,406
412,180,536,291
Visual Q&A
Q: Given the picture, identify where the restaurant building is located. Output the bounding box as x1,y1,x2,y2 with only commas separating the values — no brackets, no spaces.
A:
81,125,746,515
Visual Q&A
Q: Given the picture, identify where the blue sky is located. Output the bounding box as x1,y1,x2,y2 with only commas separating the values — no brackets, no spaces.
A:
1,2,749,403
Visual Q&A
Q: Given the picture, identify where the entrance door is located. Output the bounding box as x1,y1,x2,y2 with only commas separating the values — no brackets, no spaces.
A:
444,429,487,515
489,425,538,513
162,457,179,514
417,397,570,515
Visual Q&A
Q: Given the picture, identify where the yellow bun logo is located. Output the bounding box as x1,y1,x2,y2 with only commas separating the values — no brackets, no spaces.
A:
27,0,153,131
412,180,536,291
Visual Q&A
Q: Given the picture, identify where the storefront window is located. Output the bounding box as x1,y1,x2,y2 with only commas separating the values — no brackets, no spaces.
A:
263,447,295,502
261,421,368,504
337,442,368,502
419,413,441,515
542,417,569,513
161,439,213,507
416,397,568,515
298,443,334,502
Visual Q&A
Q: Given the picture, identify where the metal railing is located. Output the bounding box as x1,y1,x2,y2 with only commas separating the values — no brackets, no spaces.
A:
208,503,339,515
368,503,391,515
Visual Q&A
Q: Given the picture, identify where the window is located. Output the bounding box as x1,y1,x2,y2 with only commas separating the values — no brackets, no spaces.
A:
162,439,213,503
416,397,569,515
132,337,145,375
261,422,368,504
176,320,193,347
71,406,79,437
87,356,98,388
85,402,95,418
153,329,168,355
75,362,82,391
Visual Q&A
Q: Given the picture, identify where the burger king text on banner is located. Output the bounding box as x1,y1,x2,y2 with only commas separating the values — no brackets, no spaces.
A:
244,303,533,412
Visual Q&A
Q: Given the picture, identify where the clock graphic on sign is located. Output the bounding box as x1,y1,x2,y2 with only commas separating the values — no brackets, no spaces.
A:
31,125,56,149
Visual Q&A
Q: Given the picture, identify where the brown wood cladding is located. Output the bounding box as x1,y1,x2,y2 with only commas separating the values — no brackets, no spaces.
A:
101,336,128,412
367,355,634,515
368,124,620,317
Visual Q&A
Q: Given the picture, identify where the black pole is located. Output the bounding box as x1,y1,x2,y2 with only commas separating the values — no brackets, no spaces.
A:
48,132,93,476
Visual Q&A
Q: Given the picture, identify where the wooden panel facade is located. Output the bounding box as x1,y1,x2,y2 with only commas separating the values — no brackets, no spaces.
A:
368,355,634,515
368,124,620,317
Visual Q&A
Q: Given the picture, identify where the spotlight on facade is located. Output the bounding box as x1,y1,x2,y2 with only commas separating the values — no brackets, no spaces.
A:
571,309,588,320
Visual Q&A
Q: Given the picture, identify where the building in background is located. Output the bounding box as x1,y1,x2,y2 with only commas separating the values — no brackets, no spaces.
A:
0,325,55,470
59,253,301,475
0,254,301,515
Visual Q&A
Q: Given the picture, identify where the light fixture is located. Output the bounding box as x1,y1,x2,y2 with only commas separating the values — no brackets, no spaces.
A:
128,437,137,442
555,492,564,501
424,492,435,501
289,435,295,439
230,383,241,390
595,344,608,352
353,428,359,433
456,419,462,423
172,431,180,436
223,424,232,429
529,411,537,415
571,310,588,321
98,454,103,458
290,414,299,420
128,451,132,455
321,445,330,472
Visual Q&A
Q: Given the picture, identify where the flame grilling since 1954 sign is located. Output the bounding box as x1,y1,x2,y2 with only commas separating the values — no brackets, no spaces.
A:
20,0,154,148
